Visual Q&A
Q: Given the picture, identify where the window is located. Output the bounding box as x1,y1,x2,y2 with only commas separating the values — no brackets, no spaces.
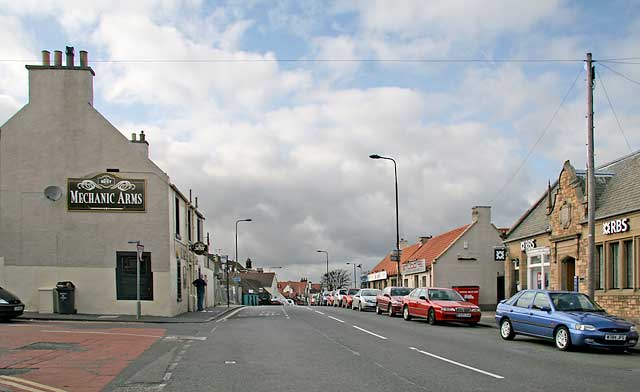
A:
176,258,182,302
624,240,633,288
515,291,535,308
532,293,550,310
610,242,619,289
421,276,427,287
404,279,409,287
197,218,203,242
187,210,192,242
174,197,181,239
596,244,604,289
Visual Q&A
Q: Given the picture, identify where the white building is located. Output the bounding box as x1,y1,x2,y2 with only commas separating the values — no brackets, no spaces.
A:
0,47,213,316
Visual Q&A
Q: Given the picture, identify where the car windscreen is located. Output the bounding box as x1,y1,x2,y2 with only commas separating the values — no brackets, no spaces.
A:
549,293,604,312
360,290,380,296
390,288,412,296
339,290,347,294
348,289,359,295
0,287,20,301
428,289,464,301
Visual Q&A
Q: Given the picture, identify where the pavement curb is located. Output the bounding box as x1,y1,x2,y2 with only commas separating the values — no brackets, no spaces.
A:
17,306,245,324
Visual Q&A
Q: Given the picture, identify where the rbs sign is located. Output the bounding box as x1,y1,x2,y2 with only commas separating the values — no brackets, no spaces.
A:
602,218,630,235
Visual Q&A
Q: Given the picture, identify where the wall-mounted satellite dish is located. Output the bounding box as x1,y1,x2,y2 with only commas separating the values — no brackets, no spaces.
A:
44,186,63,201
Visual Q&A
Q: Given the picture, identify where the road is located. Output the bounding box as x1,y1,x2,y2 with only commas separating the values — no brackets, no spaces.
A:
111,305,638,392
2,307,638,392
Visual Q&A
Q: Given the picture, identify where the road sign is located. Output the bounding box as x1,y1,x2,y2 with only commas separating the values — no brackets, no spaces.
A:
233,277,241,283
136,244,144,262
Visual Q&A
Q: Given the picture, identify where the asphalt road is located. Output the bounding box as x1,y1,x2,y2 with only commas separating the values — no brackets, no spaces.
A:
105,305,639,392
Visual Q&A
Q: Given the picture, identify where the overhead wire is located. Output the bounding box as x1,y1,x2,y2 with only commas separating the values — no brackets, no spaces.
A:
598,63,640,86
595,67,633,152
489,67,584,203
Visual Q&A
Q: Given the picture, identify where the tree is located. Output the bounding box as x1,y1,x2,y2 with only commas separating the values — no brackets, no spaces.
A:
322,269,351,290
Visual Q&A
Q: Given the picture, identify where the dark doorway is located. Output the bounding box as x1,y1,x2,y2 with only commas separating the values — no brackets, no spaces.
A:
562,257,576,291
116,251,154,300
496,276,505,302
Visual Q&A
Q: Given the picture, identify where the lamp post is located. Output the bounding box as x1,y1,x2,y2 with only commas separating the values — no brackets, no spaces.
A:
232,218,252,308
127,240,143,319
317,250,329,289
346,262,361,289
369,154,402,287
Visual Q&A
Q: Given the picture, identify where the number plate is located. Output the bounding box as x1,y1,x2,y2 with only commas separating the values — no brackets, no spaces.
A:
605,334,626,341
456,313,472,318
14,306,24,311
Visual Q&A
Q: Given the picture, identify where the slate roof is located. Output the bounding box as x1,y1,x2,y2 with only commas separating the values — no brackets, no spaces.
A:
506,150,640,241
237,271,276,293
408,225,470,266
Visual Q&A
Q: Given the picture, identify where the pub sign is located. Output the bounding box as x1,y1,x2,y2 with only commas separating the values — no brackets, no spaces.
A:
68,173,146,212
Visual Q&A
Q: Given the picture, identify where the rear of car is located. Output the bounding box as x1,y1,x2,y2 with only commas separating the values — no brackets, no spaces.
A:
0,287,25,321
344,288,359,308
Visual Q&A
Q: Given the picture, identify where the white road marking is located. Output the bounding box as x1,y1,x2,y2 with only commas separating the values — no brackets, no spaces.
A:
314,311,325,315
409,347,504,379
215,307,246,323
0,375,67,392
210,326,218,334
162,372,172,381
352,325,387,340
42,330,163,338
282,307,290,320
327,316,345,323
163,336,206,341
168,362,178,371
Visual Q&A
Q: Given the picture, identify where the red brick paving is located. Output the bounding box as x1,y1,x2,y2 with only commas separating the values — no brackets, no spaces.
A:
0,323,165,392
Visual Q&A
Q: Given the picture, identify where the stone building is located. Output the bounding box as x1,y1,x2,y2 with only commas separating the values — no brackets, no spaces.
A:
503,151,640,322
0,48,212,316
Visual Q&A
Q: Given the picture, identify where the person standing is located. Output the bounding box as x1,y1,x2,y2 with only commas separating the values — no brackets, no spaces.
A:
192,275,207,311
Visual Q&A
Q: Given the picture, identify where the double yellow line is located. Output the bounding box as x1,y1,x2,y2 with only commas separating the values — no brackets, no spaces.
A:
0,375,67,392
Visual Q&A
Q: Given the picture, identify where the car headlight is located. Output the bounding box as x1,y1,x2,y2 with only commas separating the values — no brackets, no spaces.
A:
442,307,456,312
631,325,637,332
0,299,8,304
471,308,481,312
575,324,597,331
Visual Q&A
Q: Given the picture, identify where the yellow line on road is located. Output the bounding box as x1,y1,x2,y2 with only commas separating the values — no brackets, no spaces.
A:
0,375,67,392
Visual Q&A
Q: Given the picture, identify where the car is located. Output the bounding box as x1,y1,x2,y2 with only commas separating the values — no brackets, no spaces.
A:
0,286,24,321
352,289,380,311
496,290,639,352
343,288,360,308
284,298,295,306
376,286,412,317
321,291,330,306
402,287,481,325
334,289,348,307
326,291,335,306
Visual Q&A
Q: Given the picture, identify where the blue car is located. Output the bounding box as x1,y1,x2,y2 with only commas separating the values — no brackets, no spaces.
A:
496,290,638,352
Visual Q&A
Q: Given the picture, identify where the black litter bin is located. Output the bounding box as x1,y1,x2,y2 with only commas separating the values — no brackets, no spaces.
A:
55,281,76,314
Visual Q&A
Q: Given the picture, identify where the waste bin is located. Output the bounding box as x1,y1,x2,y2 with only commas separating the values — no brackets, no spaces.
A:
55,281,76,314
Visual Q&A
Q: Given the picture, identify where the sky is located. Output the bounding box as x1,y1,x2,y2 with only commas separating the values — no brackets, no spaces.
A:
1,0,639,283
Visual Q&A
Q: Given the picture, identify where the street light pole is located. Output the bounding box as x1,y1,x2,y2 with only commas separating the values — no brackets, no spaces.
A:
346,262,361,289
370,154,402,287
317,250,329,289
127,240,143,319
233,218,253,308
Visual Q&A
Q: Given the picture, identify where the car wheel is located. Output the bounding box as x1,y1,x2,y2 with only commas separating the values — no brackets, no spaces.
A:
469,322,478,327
403,306,412,321
388,305,394,317
427,308,438,325
554,326,572,351
499,318,515,340
376,304,382,315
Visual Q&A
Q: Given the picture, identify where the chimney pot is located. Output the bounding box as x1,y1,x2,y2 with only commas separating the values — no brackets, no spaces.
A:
79,50,88,67
65,46,74,67
54,50,62,66
140,130,146,142
41,50,50,66
131,133,137,141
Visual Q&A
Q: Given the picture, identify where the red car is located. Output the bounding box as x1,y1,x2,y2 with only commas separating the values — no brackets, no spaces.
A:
375,286,412,316
401,287,481,326
343,288,360,308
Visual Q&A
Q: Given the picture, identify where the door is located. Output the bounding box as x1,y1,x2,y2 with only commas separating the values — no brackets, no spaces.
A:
415,289,429,317
116,251,153,301
563,257,576,291
528,293,555,338
497,276,505,302
510,291,535,334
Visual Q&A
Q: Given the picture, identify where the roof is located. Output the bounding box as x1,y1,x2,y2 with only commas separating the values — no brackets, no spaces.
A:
506,150,640,241
237,271,276,293
408,225,470,266
370,242,422,276
277,281,308,297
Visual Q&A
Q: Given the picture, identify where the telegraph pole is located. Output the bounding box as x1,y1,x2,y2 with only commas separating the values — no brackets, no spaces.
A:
586,52,596,299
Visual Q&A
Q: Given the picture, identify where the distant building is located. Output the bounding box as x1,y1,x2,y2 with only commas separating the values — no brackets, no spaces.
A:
0,47,211,316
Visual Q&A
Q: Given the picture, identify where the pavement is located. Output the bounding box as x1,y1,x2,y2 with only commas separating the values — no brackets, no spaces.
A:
18,305,244,324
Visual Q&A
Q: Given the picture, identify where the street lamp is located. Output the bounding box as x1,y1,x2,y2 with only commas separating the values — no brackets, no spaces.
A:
317,250,329,289
127,240,143,319
369,154,402,287
346,262,361,289
232,218,252,308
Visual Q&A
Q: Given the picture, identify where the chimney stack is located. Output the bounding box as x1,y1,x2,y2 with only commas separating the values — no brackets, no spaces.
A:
79,50,88,67
472,206,491,224
65,46,74,68
419,236,432,245
399,238,409,250
41,51,50,66
54,50,62,66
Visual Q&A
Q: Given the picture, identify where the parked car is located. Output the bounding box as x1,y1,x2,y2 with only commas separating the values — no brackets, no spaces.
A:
376,286,412,316
402,287,481,325
334,289,348,307
0,286,24,321
352,289,380,311
343,288,360,308
321,291,330,306
326,291,335,306
496,290,638,352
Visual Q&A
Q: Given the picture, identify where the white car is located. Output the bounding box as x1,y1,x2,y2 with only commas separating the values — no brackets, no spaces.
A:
352,289,381,311
284,299,295,306
333,289,348,307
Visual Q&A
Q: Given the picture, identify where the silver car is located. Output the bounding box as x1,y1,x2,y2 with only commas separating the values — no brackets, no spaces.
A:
352,289,381,311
